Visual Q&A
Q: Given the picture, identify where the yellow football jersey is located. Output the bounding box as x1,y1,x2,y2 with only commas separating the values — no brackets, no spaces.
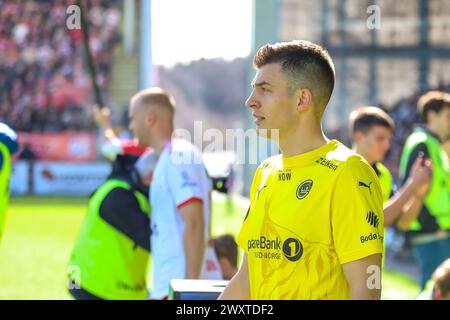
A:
237,140,384,300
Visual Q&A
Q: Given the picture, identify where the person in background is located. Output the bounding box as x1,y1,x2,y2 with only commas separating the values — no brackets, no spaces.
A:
418,258,450,300
128,87,216,299
68,150,157,300
0,122,19,241
349,106,432,227
398,91,450,290
213,234,238,280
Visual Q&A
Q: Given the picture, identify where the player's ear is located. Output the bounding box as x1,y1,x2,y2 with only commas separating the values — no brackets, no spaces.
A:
296,88,313,113
354,131,364,143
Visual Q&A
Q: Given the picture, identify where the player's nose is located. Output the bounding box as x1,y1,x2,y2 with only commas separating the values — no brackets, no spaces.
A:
245,91,259,109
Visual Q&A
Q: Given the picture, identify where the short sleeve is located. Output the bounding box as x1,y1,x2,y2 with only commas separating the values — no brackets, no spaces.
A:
331,160,384,265
167,159,211,209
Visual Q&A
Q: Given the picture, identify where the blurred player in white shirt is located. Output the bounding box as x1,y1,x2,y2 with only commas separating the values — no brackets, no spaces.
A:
128,88,220,299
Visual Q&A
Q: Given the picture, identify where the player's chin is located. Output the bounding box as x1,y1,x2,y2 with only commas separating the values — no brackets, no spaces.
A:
256,125,278,140
375,153,386,163
137,139,149,148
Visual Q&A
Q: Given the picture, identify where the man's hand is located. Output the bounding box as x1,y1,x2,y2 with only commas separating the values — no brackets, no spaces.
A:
407,154,433,198
387,154,432,229
93,106,112,129
92,106,119,143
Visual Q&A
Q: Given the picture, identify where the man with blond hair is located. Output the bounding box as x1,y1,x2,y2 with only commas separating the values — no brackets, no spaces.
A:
128,88,219,299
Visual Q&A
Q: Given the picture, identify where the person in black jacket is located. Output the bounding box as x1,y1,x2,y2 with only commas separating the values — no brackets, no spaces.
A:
68,150,157,300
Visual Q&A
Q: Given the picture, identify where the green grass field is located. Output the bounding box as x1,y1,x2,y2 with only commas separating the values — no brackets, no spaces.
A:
0,194,420,300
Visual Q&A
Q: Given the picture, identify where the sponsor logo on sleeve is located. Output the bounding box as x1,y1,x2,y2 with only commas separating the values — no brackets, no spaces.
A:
360,232,384,244
181,170,198,188
360,211,383,243
358,181,372,195
366,211,379,228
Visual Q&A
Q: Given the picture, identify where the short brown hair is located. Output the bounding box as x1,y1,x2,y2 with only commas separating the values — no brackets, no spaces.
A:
349,106,395,136
253,40,335,113
213,235,237,268
417,91,450,123
131,87,176,114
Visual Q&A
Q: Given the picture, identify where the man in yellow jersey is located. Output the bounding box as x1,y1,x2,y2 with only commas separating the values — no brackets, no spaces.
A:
349,106,432,227
220,40,384,300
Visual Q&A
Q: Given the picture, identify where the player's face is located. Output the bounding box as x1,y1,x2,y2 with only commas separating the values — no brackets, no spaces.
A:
436,107,450,141
128,101,150,147
358,125,392,163
245,63,298,139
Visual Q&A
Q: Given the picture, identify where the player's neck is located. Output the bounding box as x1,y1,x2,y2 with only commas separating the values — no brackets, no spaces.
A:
153,135,172,155
279,126,328,157
151,125,174,155
425,123,444,142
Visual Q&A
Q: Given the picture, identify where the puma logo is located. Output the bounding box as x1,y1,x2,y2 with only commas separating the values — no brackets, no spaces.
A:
358,181,372,194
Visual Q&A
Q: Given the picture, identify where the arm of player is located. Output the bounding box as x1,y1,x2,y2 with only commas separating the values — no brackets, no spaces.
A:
218,253,250,300
342,254,382,300
398,174,432,230
331,160,384,299
383,156,432,227
179,200,205,279
99,188,151,251
94,106,119,141
397,151,433,230
398,196,426,231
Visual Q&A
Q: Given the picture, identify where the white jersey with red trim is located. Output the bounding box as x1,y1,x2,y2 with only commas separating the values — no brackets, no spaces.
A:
149,139,216,299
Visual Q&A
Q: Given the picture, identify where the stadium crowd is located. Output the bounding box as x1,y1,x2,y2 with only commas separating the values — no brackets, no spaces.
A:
0,0,121,132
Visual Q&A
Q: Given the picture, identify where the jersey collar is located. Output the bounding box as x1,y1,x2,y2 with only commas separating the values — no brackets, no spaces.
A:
281,140,340,168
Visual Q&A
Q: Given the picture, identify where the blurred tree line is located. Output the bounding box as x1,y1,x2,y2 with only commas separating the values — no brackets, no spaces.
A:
158,57,249,133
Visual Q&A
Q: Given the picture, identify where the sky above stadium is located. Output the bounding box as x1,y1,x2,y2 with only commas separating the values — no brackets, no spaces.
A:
152,0,252,66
